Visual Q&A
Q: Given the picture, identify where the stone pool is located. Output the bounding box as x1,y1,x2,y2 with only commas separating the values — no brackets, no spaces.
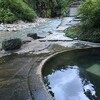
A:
42,48,100,100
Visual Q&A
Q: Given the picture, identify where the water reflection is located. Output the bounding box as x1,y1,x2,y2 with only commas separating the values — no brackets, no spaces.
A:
43,48,100,100
44,66,97,100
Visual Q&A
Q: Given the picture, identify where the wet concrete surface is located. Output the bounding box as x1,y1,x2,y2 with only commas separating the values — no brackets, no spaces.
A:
0,54,50,100
0,45,100,100
0,54,33,100
0,46,66,100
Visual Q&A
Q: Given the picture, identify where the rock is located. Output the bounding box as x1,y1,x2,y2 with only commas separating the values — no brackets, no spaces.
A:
74,37,78,40
27,33,38,39
2,38,22,51
22,37,33,44
48,31,53,35
27,33,44,39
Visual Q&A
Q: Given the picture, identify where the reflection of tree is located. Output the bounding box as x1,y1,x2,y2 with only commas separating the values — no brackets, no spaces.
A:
43,76,55,98
79,68,99,100
49,91,55,98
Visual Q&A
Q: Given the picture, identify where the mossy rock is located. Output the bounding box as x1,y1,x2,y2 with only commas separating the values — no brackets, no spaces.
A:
2,38,22,51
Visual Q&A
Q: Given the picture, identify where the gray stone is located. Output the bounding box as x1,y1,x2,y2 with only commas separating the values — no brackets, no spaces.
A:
27,33,38,39
27,33,44,39
22,37,33,44
2,38,22,51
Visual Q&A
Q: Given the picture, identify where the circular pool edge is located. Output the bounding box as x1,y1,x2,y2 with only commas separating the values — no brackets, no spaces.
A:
36,47,100,100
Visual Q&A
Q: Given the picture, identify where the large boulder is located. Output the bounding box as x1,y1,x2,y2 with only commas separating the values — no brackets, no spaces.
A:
2,38,22,51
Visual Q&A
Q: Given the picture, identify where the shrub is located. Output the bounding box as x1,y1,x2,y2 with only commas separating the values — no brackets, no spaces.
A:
66,25,81,38
67,0,100,43
8,0,36,22
78,0,100,28
79,28,100,43
66,25,100,43
0,8,17,23
0,0,36,23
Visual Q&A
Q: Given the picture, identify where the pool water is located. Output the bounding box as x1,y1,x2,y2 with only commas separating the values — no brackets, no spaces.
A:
43,48,100,100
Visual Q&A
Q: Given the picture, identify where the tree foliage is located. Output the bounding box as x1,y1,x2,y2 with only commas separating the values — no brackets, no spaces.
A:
0,0,78,23
66,0,100,43
20,0,77,17
0,0,36,23
78,0,100,28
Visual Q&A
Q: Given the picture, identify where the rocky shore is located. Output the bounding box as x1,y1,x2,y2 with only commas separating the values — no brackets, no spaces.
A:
0,17,100,58
0,18,48,32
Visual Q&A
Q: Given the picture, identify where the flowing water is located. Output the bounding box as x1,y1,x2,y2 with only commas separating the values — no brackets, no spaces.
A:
0,18,61,48
43,48,100,100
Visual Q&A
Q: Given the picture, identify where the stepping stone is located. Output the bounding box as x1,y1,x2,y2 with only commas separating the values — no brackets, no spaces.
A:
56,26,70,31
39,32,73,42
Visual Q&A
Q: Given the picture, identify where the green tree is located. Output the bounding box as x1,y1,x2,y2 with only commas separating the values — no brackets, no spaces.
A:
78,0,100,28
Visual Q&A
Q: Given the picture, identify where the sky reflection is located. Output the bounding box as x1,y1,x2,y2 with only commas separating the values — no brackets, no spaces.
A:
45,66,96,100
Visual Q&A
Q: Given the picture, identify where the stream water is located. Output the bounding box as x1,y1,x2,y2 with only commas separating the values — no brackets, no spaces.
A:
43,48,100,100
0,18,61,48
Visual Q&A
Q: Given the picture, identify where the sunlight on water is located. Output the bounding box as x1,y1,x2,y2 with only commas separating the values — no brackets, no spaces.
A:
86,64,100,76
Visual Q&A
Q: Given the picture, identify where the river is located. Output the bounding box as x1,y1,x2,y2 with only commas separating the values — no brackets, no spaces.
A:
0,18,61,48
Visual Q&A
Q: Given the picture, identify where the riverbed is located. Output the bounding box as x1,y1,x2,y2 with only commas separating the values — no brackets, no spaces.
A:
0,18,61,48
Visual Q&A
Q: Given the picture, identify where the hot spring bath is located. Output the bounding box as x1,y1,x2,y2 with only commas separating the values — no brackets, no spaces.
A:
42,48,100,100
